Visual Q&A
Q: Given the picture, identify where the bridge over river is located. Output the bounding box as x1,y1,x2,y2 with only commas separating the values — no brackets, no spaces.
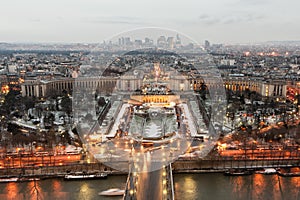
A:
124,163,174,200
122,156,300,200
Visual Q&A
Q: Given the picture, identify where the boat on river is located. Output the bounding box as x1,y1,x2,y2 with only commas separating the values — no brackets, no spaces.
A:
64,173,107,180
98,188,125,196
0,177,40,183
0,177,18,183
277,168,300,177
255,168,277,175
18,177,40,182
224,169,252,176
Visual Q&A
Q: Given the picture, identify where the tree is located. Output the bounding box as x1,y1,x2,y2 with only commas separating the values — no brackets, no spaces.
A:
239,94,245,105
84,113,93,122
244,88,251,99
60,96,72,115
4,90,18,105
296,94,300,106
199,82,207,100
22,97,36,110
98,97,106,107
3,90,19,113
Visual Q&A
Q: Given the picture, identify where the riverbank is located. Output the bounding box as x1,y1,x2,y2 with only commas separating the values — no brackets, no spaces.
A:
1,171,298,200
1,158,300,179
0,162,125,179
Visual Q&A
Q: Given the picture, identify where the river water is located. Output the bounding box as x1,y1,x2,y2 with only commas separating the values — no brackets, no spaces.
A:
174,173,300,200
0,173,299,200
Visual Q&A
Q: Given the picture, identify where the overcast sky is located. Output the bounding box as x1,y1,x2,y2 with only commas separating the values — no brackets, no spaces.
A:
1,0,300,44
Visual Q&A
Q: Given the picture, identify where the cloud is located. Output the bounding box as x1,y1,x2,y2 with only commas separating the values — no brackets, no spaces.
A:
84,16,150,26
236,0,271,6
29,18,41,23
197,13,265,25
223,14,265,24
198,14,210,20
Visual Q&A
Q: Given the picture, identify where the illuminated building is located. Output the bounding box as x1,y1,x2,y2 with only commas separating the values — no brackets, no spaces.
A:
21,74,288,100
1,85,9,94
286,81,300,103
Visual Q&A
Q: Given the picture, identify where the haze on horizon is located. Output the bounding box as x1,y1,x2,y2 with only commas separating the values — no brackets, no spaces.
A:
1,0,300,44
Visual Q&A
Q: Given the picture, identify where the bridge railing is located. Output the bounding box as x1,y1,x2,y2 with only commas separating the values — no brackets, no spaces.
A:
123,163,137,200
163,164,175,200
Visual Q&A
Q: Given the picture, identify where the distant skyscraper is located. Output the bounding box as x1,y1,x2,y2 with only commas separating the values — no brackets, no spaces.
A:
175,34,181,46
118,37,124,46
205,40,210,49
167,37,174,49
157,36,166,48
134,39,143,46
144,37,153,46
124,37,131,46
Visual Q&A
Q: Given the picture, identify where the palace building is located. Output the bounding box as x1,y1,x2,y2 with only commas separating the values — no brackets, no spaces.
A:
21,74,288,100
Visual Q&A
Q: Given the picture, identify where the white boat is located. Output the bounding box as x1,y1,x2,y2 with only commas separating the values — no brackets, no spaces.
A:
224,169,252,176
256,168,277,175
277,168,300,177
0,177,18,183
18,177,41,182
64,173,107,180
98,188,125,196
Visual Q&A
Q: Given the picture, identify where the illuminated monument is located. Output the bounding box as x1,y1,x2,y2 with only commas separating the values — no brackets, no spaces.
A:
72,28,227,173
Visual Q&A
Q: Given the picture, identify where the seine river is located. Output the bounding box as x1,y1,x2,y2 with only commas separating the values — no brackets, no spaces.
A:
0,173,299,200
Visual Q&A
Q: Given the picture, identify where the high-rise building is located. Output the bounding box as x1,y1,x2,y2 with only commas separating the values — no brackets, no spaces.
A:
145,37,153,46
175,34,181,46
205,40,210,49
167,37,174,49
134,40,143,46
119,37,124,46
157,36,166,48
118,37,132,46
124,37,131,46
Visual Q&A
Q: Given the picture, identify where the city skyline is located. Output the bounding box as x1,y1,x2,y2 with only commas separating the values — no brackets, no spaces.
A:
1,1,300,199
1,0,300,44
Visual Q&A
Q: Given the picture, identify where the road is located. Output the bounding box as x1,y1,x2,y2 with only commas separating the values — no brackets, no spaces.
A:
136,168,163,200
219,148,300,159
0,153,81,168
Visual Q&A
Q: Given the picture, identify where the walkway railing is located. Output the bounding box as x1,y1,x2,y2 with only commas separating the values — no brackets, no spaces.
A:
123,163,137,200
163,164,175,200
124,163,175,200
